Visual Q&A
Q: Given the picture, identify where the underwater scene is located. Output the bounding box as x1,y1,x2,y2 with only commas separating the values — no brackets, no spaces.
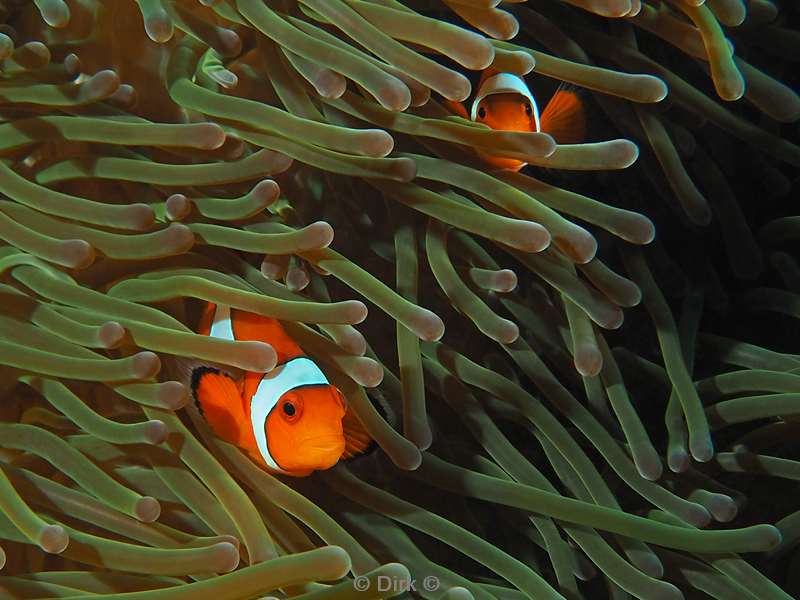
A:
0,0,798,598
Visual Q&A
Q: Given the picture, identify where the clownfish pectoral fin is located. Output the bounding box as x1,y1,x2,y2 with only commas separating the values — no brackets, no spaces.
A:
539,85,586,145
443,99,470,120
340,406,375,460
192,367,247,445
340,389,395,460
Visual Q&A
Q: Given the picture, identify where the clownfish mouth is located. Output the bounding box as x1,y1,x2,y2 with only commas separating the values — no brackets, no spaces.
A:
291,435,347,471
296,435,346,455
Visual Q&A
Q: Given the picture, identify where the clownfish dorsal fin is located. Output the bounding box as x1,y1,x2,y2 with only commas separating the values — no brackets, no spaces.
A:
539,85,586,145
197,301,217,337
192,367,248,446
231,308,303,364
199,301,304,364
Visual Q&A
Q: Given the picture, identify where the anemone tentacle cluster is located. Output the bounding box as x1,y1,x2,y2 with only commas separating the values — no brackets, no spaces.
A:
0,0,798,598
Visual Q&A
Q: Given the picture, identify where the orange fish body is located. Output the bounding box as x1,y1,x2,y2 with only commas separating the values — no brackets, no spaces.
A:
192,302,369,477
447,69,586,171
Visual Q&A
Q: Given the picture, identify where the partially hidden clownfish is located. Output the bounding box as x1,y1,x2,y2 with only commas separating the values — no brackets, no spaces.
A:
446,69,586,171
188,302,372,477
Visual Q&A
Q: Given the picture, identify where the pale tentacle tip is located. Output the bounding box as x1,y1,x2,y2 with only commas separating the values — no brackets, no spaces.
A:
690,437,714,463
159,381,190,410
132,351,161,380
303,221,335,250
409,422,433,451
494,320,520,345
164,223,196,253
244,341,278,372
635,453,664,481
144,11,174,43
59,239,94,269
213,542,241,573
376,82,412,112
63,53,81,77
614,139,640,168
98,321,126,349
80,69,121,102
414,311,445,342
108,83,136,108
645,76,669,103
165,194,192,221
321,545,352,580
685,504,712,529
194,123,227,150
252,180,280,205
444,73,473,103
342,300,368,325
364,129,395,158
667,448,690,474
755,525,782,551
216,28,242,58
510,222,551,253
127,203,157,230
391,157,417,182
215,535,241,549
495,269,518,293
443,586,474,600
286,265,311,292
134,496,161,523
601,307,625,330
707,494,738,523
630,551,664,579
574,345,602,377
143,419,168,444
25,40,51,60
352,357,384,388
398,445,423,471
39,524,68,554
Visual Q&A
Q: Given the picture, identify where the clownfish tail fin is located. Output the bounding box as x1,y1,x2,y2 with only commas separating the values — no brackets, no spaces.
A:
540,84,586,145
192,367,245,444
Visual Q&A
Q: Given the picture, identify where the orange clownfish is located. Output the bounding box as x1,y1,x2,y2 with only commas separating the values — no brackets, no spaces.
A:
191,302,372,477
448,69,586,171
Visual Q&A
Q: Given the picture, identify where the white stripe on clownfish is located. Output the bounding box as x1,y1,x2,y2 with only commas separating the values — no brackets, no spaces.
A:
250,357,330,473
209,303,235,342
470,72,541,132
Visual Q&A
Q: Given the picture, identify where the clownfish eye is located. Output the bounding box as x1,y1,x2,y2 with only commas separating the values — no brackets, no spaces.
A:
478,106,487,119
278,392,303,422
524,103,533,116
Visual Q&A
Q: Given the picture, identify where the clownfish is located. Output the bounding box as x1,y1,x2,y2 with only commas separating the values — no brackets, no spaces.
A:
189,302,372,477
446,69,586,171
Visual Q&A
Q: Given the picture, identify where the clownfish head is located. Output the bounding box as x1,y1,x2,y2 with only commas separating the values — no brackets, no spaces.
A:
470,72,540,171
262,383,347,475
245,356,348,477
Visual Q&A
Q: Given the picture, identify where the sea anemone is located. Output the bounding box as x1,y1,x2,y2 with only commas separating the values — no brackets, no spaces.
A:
0,0,798,598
